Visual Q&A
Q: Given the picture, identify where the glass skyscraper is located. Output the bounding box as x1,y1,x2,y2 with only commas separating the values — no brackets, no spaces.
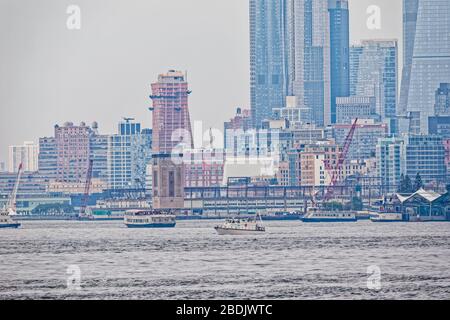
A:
249,0,287,128
329,0,350,124
285,0,331,127
399,0,450,134
350,40,398,133
250,0,331,128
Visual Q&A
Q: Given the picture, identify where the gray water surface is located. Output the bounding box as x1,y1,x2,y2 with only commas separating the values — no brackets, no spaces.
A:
0,220,449,299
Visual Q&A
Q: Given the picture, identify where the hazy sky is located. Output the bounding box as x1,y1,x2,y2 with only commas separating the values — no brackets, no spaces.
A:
0,0,402,163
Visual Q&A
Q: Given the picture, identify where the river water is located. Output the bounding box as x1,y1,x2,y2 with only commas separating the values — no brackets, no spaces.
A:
0,220,449,299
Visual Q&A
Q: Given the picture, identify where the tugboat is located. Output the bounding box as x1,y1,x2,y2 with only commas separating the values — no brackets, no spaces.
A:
0,163,23,229
214,214,265,235
301,207,357,222
124,209,176,228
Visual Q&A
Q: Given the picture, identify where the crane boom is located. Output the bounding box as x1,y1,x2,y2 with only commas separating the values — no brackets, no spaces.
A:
8,163,23,211
79,160,94,217
322,118,358,202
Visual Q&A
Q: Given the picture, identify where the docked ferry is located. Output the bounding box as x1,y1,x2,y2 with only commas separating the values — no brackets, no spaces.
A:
370,213,405,222
124,209,176,228
0,209,21,229
301,207,357,222
214,216,265,235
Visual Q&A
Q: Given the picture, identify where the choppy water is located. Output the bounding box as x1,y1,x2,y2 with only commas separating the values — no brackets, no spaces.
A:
0,220,449,300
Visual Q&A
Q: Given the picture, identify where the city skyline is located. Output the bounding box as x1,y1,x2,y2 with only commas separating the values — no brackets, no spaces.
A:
0,0,402,163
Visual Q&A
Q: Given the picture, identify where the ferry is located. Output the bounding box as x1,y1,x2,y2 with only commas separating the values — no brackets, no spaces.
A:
370,213,405,222
0,209,21,229
214,215,265,235
0,163,23,229
124,209,176,228
301,207,357,223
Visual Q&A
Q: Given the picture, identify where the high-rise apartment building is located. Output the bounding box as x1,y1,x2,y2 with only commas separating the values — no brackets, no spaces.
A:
377,137,406,193
404,135,446,184
399,0,450,133
150,70,192,209
8,141,39,173
54,122,91,183
107,120,152,190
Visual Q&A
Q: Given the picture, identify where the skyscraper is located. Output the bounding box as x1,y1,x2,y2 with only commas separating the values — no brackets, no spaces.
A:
350,40,398,133
285,0,331,127
150,70,192,209
399,0,450,133
329,0,350,124
249,0,287,128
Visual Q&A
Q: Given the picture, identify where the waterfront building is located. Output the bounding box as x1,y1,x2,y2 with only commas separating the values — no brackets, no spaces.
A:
332,119,388,161
376,137,406,193
0,162,5,172
329,0,350,124
8,141,39,173
350,40,398,132
399,0,450,134
150,70,191,209
404,135,447,184
335,96,379,124
47,179,108,194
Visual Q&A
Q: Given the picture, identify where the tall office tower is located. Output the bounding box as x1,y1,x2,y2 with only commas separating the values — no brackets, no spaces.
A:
285,0,331,127
350,40,398,133
399,0,450,134
150,70,192,209
8,141,39,173
54,122,91,183
329,0,350,124
107,120,152,190
249,0,287,128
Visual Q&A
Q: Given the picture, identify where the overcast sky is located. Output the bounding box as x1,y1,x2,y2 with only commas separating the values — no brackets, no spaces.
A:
0,0,402,163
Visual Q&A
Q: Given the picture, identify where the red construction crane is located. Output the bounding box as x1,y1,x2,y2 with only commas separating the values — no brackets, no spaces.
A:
79,160,94,217
322,118,359,202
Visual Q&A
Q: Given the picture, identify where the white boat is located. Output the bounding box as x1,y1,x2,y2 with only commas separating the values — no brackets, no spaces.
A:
370,213,404,222
124,209,176,228
0,163,23,229
214,215,265,235
301,207,357,222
